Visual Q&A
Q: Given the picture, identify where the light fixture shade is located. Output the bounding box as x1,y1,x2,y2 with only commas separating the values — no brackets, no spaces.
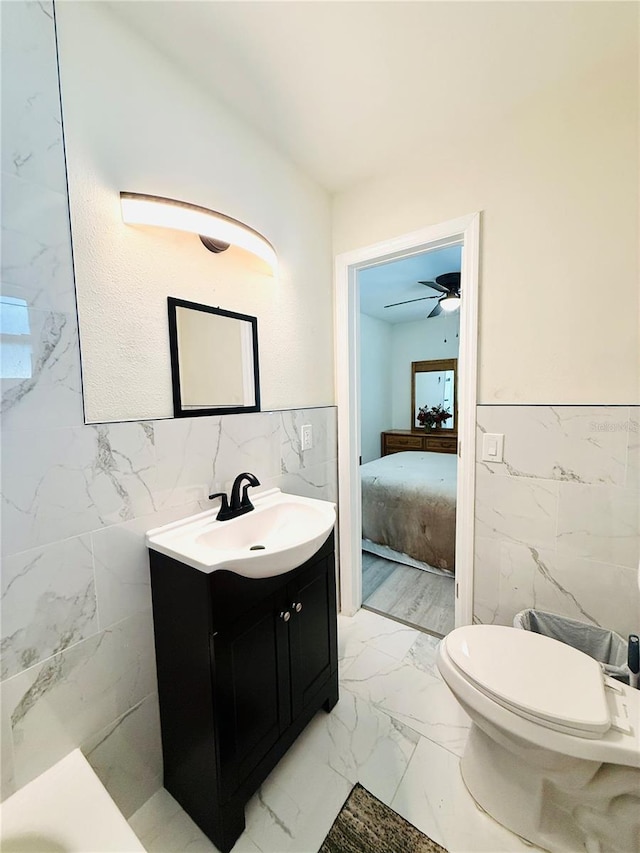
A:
440,295,461,313
120,192,277,274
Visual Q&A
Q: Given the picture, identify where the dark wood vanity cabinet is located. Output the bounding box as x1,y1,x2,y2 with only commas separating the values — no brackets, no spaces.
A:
149,532,338,853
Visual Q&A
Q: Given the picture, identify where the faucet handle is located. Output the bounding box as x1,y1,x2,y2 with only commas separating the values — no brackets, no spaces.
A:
209,492,232,520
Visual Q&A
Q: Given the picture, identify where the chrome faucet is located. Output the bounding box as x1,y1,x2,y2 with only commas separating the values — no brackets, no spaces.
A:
209,472,261,521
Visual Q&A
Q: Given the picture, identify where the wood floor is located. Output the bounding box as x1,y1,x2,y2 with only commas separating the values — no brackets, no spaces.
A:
362,552,454,637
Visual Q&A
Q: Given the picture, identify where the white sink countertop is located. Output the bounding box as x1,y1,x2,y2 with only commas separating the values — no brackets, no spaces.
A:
146,488,336,577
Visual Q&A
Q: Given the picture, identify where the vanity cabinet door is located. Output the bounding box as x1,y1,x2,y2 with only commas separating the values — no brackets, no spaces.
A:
212,589,291,801
287,550,337,719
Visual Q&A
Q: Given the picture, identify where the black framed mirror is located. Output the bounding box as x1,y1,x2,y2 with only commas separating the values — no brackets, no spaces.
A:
168,297,260,417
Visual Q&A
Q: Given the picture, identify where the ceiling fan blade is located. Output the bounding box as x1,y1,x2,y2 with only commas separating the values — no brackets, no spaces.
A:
418,280,449,294
383,296,438,308
427,301,443,318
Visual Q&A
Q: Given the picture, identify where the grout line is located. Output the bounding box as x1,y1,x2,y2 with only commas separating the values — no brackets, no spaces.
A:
361,605,446,640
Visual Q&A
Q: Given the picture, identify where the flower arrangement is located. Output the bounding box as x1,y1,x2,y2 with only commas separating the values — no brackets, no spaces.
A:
417,404,452,429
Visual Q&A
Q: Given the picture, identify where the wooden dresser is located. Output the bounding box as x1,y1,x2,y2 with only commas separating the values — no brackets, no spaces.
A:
381,429,457,456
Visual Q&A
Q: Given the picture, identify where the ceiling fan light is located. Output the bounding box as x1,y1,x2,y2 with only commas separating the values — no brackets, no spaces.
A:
440,294,461,313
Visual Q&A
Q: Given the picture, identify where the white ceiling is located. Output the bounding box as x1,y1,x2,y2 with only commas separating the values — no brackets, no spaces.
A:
107,1,633,193
359,244,461,324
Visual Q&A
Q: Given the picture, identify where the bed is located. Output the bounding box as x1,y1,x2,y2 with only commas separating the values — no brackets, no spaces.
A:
361,450,457,574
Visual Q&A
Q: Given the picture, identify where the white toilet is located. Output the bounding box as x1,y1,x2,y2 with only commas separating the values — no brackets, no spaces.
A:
437,625,640,853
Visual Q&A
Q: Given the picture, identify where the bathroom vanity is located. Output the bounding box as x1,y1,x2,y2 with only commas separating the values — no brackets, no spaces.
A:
149,530,338,853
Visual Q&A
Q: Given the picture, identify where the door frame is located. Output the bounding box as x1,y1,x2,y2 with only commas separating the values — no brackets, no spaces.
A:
334,212,480,627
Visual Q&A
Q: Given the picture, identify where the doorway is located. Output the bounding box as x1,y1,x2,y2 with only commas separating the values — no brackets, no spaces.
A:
335,214,480,630
359,246,461,635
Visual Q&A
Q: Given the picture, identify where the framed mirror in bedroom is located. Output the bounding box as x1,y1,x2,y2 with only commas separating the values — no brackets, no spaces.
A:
411,358,457,433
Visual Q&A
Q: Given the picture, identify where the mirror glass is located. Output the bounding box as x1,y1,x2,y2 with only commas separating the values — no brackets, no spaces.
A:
411,358,457,432
168,298,260,417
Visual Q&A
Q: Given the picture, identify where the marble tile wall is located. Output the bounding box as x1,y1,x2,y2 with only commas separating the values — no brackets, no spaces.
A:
474,406,640,639
0,0,338,816
0,407,337,814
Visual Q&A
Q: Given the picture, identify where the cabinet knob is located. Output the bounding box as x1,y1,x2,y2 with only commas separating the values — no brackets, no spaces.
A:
280,610,291,623
292,602,303,613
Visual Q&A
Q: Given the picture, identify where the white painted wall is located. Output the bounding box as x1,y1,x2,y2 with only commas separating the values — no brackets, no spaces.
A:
55,3,334,422
390,313,460,429
359,313,392,464
359,311,459,460
333,47,639,404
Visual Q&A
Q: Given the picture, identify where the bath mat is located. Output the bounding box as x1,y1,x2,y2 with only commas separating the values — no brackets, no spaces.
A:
319,783,448,853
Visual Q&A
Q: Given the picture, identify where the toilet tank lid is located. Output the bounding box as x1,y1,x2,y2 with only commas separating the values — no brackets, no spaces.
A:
444,625,610,736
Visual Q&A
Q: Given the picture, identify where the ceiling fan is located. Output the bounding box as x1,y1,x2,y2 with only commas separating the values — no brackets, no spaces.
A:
384,272,461,318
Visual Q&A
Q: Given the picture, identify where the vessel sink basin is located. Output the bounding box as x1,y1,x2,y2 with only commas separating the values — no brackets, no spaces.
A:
146,488,336,577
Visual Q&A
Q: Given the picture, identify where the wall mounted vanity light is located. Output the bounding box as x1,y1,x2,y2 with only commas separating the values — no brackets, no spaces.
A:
120,192,278,274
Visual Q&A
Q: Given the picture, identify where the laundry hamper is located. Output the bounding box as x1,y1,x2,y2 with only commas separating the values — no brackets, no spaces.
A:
513,608,628,680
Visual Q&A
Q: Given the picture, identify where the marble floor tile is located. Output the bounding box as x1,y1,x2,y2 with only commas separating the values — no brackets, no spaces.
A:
404,632,442,678
337,607,419,673
293,687,420,805
130,790,219,852
242,740,352,853
391,736,543,853
128,788,184,848
341,644,470,757
130,788,260,853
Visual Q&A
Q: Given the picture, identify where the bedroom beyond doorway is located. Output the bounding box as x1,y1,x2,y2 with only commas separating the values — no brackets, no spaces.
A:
358,245,461,637
362,552,455,636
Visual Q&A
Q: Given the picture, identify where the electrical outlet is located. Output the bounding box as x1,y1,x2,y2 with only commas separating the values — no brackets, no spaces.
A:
301,424,313,451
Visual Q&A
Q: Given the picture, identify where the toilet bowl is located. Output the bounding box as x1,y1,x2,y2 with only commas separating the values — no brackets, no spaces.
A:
437,625,640,853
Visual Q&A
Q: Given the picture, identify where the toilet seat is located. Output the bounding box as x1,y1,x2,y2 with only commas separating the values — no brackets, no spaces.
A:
444,625,611,738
